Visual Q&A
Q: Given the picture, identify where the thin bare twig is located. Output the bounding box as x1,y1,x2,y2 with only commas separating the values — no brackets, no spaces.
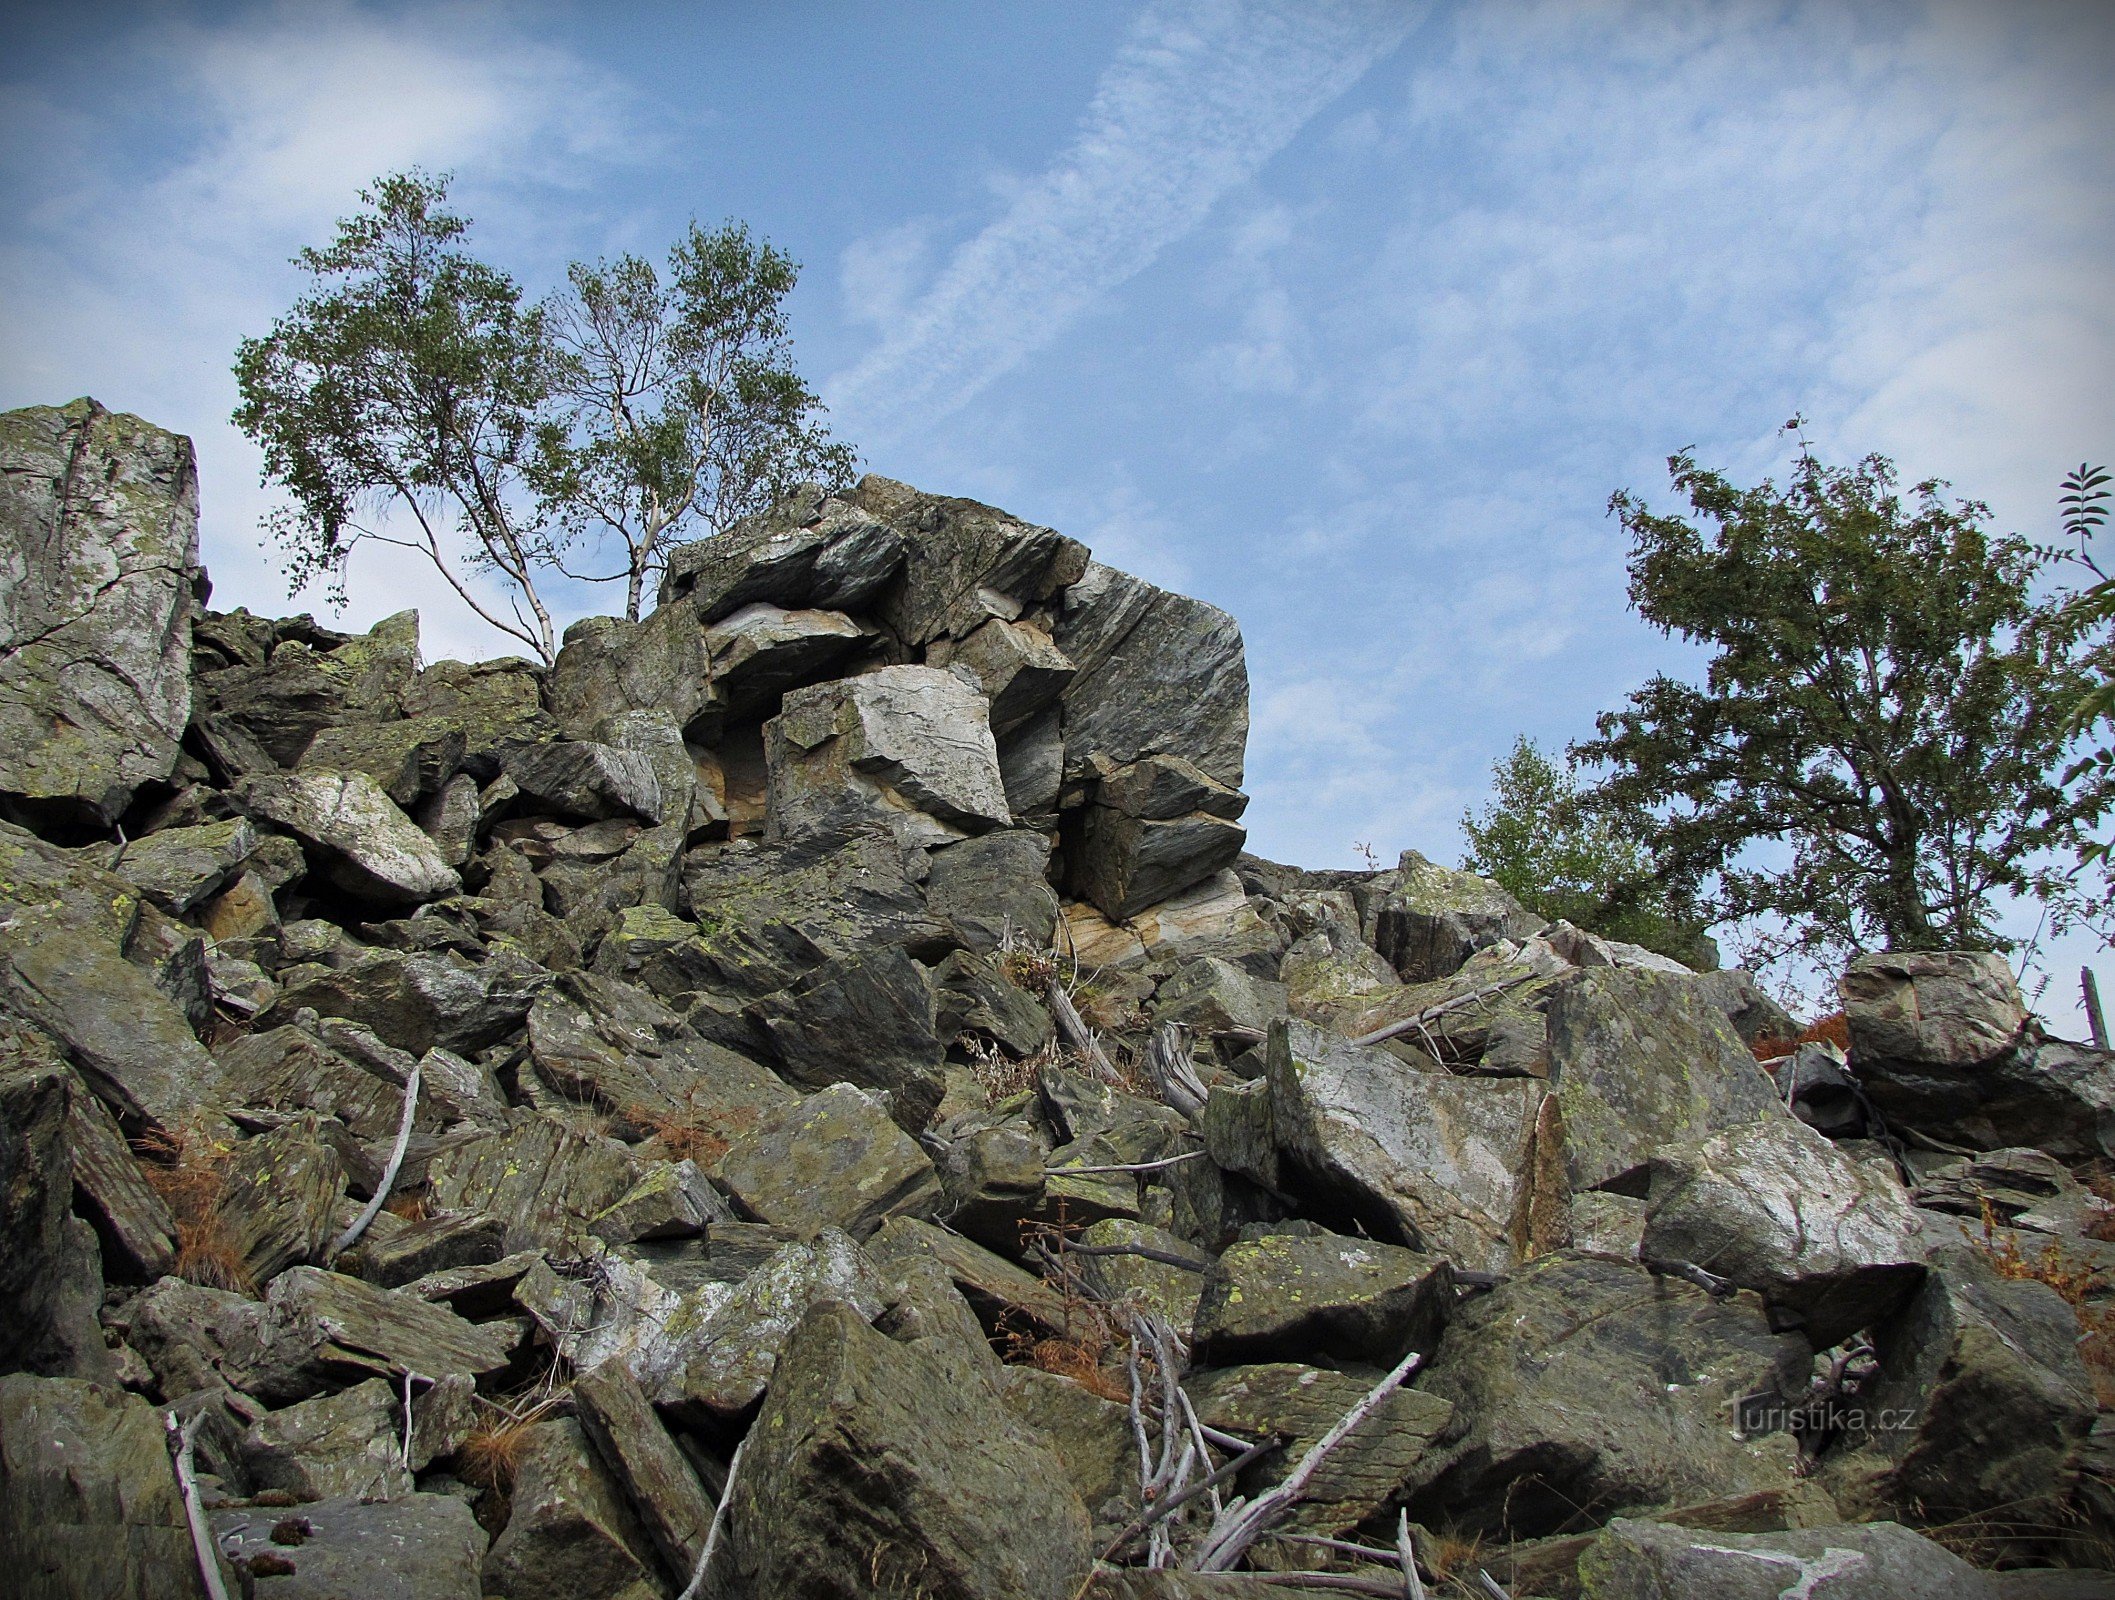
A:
1189,1349,1425,1571
1046,1150,1204,1176
165,1411,231,1600
1351,976,1535,1049
1098,1432,1284,1560
1398,1509,1427,1600
330,1060,421,1258
1048,979,1122,1084
1476,1571,1514,1600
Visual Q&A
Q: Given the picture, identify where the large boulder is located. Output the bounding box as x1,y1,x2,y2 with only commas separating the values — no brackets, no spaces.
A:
1364,850,1545,983
0,1046,111,1379
1261,1019,1543,1273
1576,1516,2000,1599
1068,753,1249,920
0,399,203,830
1052,560,1247,790
482,1416,662,1600
0,1373,201,1600
717,1082,943,1240
213,1492,487,1600
765,665,1010,846
197,609,420,770
235,769,462,905
545,604,711,739
1546,967,1788,1194
1642,1115,1926,1348
1844,952,2115,1158
1824,1242,2096,1541
1412,1253,1811,1540
708,1299,1093,1600
658,487,905,621
1192,1230,1454,1366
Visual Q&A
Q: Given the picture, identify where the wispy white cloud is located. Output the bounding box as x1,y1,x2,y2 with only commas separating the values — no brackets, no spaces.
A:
827,0,1423,442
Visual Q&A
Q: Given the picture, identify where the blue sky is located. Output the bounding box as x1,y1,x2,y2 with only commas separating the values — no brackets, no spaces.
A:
3,0,2110,1013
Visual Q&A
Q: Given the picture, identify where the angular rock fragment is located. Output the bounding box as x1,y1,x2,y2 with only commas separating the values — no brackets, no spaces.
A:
1192,1230,1453,1366
199,609,419,768
1188,1362,1454,1537
711,1299,1093,1600
0,1372,199,1600
240,1375,412,1501
703,601,867,719
1576,1515,2000,1599
482,1417,662,1599
659,488,905,622
546,605,712,739
297,714,468,806
427,1117,644,1254
225,1266,514,1403
213,1113,344,1285
1643,1115,1926,1347
766,664,1010,845
111,817,257,913
573,1359,716,1581
0,399,203,830
1365,850,1545,983
348,1210,507,1289
498,738,663,825
1846,952,2115,1158
236,770,462,906
925,828,1059,952
718,1082,943,1240
63,1080,177,1279
213,1491,487,1600
1053,560,1246,789
1411,1253,1810,1539
1265,1019,1541,1272
1546,967,1787,1193
0,1049,112,1379
748,944,946,1105
941,615,1075,733
868,1213,1074,1336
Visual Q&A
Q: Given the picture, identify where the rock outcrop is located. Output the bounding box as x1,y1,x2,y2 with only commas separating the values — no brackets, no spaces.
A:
3,399,2112,1597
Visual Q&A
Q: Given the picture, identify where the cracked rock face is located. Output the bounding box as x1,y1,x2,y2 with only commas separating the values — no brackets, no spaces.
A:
0,399,204,831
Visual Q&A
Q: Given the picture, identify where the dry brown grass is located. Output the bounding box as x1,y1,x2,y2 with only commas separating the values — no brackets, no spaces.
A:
1977,1200,2115,1406
458,1417,539,1493
1752,1010,1851,1063
1422,1526,1491,1590
958,1032,1050,1107
626,1092,742,1168
133,1122,256,1295
996,1212,1135,1404
383,1190,433,1224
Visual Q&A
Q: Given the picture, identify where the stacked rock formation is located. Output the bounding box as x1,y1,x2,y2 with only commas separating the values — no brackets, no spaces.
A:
3,398,2114,1600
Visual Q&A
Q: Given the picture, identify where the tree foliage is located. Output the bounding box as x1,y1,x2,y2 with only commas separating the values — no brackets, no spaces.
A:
1575,444,2112,973
234,171,852,660
234,172,565,660
1460,736,1717,969
537,222,856,622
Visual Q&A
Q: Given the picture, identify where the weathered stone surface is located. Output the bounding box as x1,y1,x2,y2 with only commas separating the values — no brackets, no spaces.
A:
1643,1115,1926,1347
748,944,946,1104
483,1416,661,1599
1074,1217,1209,1331
1576,1516,2000,1599
546,605,711,739
214,1114,344,1285
240,1375,412,1501
110,1274,265,1399
1071,802,1248,921
868,1213,1073,1335
1053,560,1247,789
1547,967,1787,1194
428,1117,644,1254
113,817,256,913
200,610,419,768
943,615,1075,734
297,715,468,806
681,830,949,999
591,1159,731,1243
1825,1242,2095,1535
1690,967,1801,1048
63,1079,177,1279
349,1210,507,1289
225,1266,514,1403
1367,851,1546,983
212,1491,487,1600
1846,953,2115,1158
499,738,662,825
1189,1362,1455,1536
926,827,1059,951
271,942,546,1058
1411,1253,1810,1540
704,601,867,718
1264,1019,1541,1273
0,399,202,829
709,1298,1093,1600
659,1228,889,1420
718,1082,943,1239
934,950,1055,1057
1909,1147,2090,1236
0,1372,200,1600
999,1365,1139,1531
595,708,698,832
0,1049,112,1379
526,969,793,1147
236,770,462,905
573,1359,716,1581
215,1023,417,1142
1193,1230,1453,1366
766,664,1010,845
659,488,905,621
1152,955,1287,1043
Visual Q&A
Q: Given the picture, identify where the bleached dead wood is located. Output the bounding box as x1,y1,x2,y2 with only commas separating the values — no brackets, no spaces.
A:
1143,1022,1209,1119
1048,978,1123,1084
676,1429,749,1600
329,1058,421,1258
1350,975,1535,1050
1188,1348,1425,1572
165,1410,232,1600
